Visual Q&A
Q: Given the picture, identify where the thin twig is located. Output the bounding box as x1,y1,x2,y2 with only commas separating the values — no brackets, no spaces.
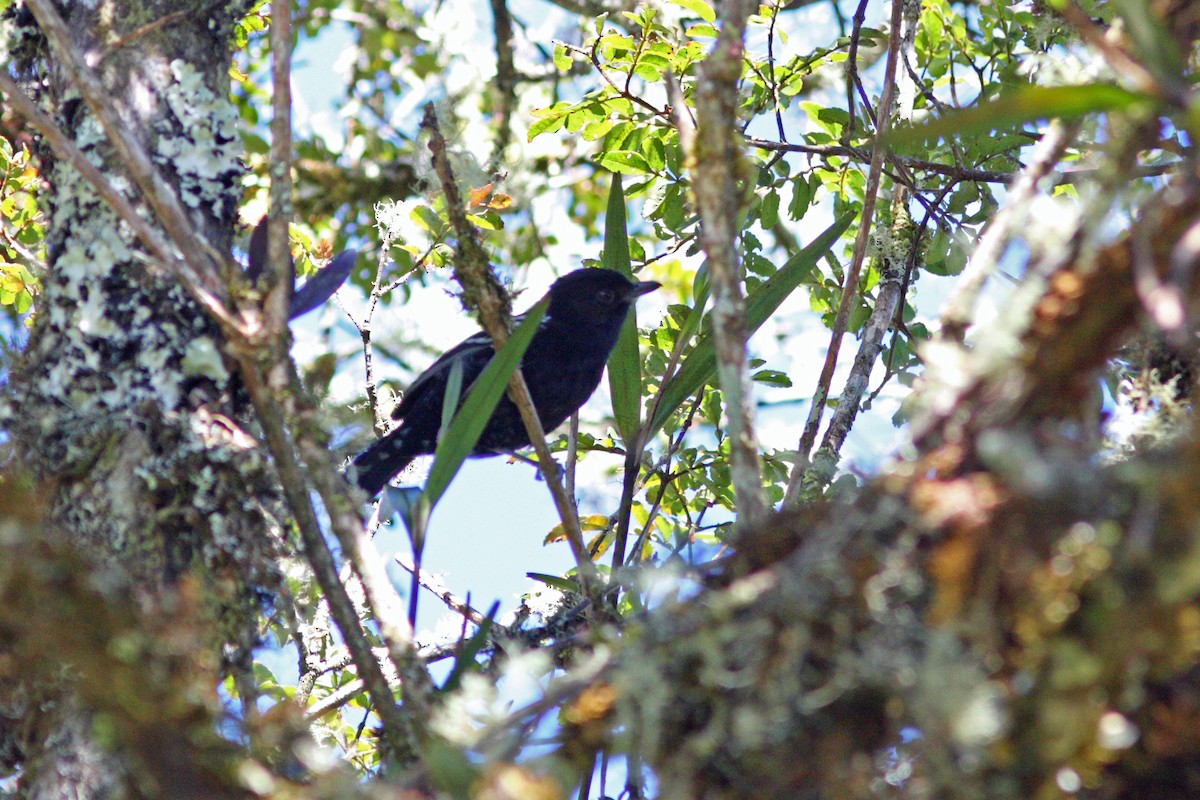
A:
394,552,488,626
569,41,671,119
765,0,787,142
306,678,369,719
624,395,702,567
421,105,603,608
743,137,1012,184
843,0,870,141
783,0,905,509
100,9,189,60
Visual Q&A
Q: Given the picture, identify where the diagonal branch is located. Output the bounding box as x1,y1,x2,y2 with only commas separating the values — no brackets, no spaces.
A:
237,361,422,754
939,119,1081,342
799,191,912,500
783,0,905,509
421,105,603,608
24,0,231,311
0,71,237,329
685,0,769,529
22,0,436,757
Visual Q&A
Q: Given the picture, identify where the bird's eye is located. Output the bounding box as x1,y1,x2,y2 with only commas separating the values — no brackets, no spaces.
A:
597,289,616,304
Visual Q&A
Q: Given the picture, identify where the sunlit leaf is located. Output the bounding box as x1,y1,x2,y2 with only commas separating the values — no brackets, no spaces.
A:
888,84,1152,147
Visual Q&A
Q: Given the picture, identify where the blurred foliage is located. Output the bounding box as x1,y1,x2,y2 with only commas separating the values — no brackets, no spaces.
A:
0,134,43,323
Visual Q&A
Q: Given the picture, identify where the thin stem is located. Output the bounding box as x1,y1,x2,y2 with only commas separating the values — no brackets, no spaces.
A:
395,552,488,626
783,0,905,509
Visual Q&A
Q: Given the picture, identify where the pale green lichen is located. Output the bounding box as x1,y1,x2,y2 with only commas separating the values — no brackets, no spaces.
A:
154,60,241,218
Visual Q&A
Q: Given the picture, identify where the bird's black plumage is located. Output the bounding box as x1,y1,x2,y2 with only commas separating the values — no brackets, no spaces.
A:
350,269,660,495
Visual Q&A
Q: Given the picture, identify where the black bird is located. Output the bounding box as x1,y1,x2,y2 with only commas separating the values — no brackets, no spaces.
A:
350,268,660,495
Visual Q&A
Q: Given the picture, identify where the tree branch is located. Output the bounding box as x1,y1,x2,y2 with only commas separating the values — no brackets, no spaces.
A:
421,105,603,608
685,0,769,529
939,119,1081,342
802,191,912,498
265,0,294,335
0,71,236,329
783,0,905,509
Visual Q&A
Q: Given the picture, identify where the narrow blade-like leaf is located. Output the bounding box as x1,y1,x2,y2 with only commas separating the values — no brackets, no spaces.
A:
647,212,853,437
887,84,1150,148
440,601,500,693
603,173,642,446
422,298,549,508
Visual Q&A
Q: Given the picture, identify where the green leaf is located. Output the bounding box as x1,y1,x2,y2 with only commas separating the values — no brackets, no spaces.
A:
644,135,666,172
552,41,573,72
421,298,549,508
465,211,504,230
887,84,1152,147
789,175,813,220
411,204,444,234
647,212,853,437
597,150,652,175
753,369,792,387
669,0,716,22
526,572,581,593
603,174,641,447
440,601,500,693
760,188,780,229
527,102,573,141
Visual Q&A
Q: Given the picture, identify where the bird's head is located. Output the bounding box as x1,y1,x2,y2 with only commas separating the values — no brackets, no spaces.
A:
545,268,660,325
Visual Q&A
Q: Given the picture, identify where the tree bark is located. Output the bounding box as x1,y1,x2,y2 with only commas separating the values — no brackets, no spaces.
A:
2,3,283,796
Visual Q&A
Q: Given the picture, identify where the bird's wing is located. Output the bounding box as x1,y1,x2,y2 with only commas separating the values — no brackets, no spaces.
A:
391,311,547,420
391,330,496,420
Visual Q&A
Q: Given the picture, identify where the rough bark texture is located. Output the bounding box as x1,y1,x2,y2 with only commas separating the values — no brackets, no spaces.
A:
1,2,286,796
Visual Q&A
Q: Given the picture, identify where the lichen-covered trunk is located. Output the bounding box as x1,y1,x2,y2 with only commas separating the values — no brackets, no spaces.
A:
1,2,283,797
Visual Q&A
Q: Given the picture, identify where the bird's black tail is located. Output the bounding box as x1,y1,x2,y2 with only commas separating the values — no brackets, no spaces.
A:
349,431,417,496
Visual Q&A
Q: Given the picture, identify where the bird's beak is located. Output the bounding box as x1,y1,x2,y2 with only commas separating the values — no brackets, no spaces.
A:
629,280,661,298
